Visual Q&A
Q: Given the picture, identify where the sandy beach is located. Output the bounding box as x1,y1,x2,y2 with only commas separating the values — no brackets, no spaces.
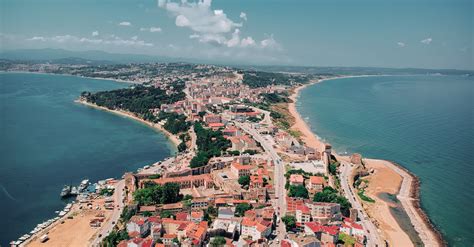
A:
76,99,181,147
288,78,444,247
362,159,414,246
25,199,112,247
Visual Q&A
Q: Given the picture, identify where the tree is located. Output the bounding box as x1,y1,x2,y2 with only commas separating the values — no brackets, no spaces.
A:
183,194,193,201
161,182,181,204
101,229,128,247
133,182,181,205
178,141,187,152
235,203,252,217
160,210,174,219
282,215,296,231
210,236,227,247
288,185,309,199
238,175,250,187
172,237,181,246
314,186,352,217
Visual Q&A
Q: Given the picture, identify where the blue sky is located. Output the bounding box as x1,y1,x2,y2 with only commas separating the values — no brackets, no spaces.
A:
1,0,472,69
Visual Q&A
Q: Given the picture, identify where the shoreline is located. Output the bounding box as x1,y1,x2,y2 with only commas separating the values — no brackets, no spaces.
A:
1,70,140,84
75,99,181,147
289,76,445,247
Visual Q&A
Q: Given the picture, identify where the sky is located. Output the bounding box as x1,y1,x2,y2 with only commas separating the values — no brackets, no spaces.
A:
0,0,472,69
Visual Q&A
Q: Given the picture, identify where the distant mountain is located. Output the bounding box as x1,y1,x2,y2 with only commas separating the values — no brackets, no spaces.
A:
0,48,180,64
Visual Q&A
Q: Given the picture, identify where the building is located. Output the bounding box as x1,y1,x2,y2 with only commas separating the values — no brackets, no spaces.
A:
240,217,272,241
250,175,264,188
295,204,312,224
307,176,325,192
289,174,304,186
126,216,150,237
304,222,340,245
307,202,342,224
139,174,214,190
231,162,254,177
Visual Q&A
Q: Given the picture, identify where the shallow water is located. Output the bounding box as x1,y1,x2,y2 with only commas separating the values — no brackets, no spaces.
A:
298,75,473,246
0,73,176,245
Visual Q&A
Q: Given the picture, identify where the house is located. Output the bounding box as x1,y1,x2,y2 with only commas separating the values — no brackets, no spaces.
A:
218,207,235,219
307,202,342,224
126,216,150,237
190,211,204,223
210,218,240,239
307,176,325,192
118,237,153,247
295,204,311,224
340,218,364,237
250,175,264,188
286,234,322,247
162,233,177,245
304,222,340,245
231,162,254,177
240,217,272,241
204,114,222,124
289,174,304,186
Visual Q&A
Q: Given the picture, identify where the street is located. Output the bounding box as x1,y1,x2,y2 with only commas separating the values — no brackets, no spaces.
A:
340,162,382,247
90,180,125,246
233,121,287,242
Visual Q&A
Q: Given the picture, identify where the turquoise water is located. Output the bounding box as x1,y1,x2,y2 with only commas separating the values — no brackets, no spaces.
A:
297,75,473,246
0,73,176,245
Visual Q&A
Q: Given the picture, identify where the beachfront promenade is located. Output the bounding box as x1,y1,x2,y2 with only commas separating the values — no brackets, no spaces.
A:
384,162,441,247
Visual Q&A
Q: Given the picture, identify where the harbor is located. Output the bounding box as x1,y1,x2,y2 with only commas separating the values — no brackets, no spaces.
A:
10,177,119,247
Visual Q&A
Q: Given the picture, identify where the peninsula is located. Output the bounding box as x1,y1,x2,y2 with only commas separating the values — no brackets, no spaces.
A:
2,60,446,247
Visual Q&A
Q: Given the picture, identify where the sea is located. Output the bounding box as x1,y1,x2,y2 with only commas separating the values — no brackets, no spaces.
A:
297,75,473,246
0,73,176,245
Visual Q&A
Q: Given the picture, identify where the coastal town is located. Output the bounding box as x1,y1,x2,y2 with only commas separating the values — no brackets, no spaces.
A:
3,61,443,247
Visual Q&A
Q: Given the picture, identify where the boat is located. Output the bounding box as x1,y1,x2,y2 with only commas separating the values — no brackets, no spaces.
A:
60,185,71,198
78,179,90,192
40,234,49,243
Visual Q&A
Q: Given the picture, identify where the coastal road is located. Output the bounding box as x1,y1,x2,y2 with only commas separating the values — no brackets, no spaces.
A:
340,162,382,247
233,121,287,241
90,180,125,247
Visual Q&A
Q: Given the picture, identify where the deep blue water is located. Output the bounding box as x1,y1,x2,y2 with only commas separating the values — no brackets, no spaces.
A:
0,73,176,245
297,75,473,246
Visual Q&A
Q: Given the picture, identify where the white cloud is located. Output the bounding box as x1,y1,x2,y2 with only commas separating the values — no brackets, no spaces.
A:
27,36,46,41
420,37,432,45
92,31,99,37
26,34,153,47
241,37,255,47
118,21,132,26
158,0,280,51
240,12,247,21
397,42,406,47
140,26,162,32
261,34,281,50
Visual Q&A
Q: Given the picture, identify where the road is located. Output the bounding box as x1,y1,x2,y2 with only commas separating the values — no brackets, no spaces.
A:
233,121,287,242
340,162,382,247
90,180,125,246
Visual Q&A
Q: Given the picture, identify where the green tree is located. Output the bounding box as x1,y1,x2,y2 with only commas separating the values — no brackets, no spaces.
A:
288,185,309,199
235,203,252,217
313,186,352,217
177,141,187,152
238,175,250,187
101,229,128,247
161,182,181,204
282,215,296,231
210,236,226,247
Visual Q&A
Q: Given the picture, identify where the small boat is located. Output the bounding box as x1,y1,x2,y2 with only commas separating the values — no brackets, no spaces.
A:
60,185,72,198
